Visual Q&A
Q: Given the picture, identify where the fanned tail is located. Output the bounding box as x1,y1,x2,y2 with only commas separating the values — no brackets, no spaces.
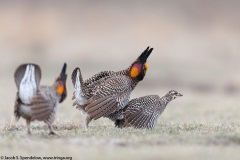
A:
71,67,84,87
71,67,87,111
14,63,41,104
14,63,41,90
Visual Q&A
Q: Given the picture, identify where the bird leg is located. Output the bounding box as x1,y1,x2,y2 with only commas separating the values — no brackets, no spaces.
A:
85,115,92,129
76,104,87,113
26,119,31,135
48,125,56,135
115,119,125,128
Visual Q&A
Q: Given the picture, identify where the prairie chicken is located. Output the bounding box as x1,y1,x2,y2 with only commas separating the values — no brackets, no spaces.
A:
71,47,153,127
14,63,67,135
71,69,114,113
113,90,182,129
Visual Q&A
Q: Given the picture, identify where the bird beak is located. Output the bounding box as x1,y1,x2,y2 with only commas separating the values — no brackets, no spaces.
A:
137,46,153,63
177,93,183,97
60,63,67,83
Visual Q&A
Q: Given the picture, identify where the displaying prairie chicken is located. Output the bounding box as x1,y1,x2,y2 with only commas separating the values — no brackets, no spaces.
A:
14,63,67,135
114,90,182,129
71,47,153,127
71,69,114,113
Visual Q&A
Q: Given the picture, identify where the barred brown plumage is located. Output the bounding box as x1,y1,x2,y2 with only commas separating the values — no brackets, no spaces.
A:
71,46,154,127
71,69,115,113
14,63,67,135
114,90,183,129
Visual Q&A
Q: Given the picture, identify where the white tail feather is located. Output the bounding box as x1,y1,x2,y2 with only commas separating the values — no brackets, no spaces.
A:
19,64,37,104
74,69,87,105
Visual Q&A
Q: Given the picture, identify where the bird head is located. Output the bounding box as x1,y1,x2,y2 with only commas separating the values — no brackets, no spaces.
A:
165,90,183,101
129,46,153,81
55,63,67,103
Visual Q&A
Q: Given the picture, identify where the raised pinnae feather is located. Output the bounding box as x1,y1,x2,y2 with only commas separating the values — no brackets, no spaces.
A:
60,63,67,82
61,63,67,77
137,46,154,63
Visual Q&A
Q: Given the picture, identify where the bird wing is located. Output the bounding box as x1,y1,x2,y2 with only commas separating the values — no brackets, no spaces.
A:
29,91,56,123
124,96,160,129
85,75,132,121
14,63,41,90
72,68,114,105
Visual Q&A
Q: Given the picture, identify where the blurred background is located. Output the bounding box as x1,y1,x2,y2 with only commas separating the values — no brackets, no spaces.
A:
0,0,240,126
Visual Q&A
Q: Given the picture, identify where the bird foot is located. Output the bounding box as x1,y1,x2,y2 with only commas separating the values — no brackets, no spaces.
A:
49,131,57,135
83,125,89,131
